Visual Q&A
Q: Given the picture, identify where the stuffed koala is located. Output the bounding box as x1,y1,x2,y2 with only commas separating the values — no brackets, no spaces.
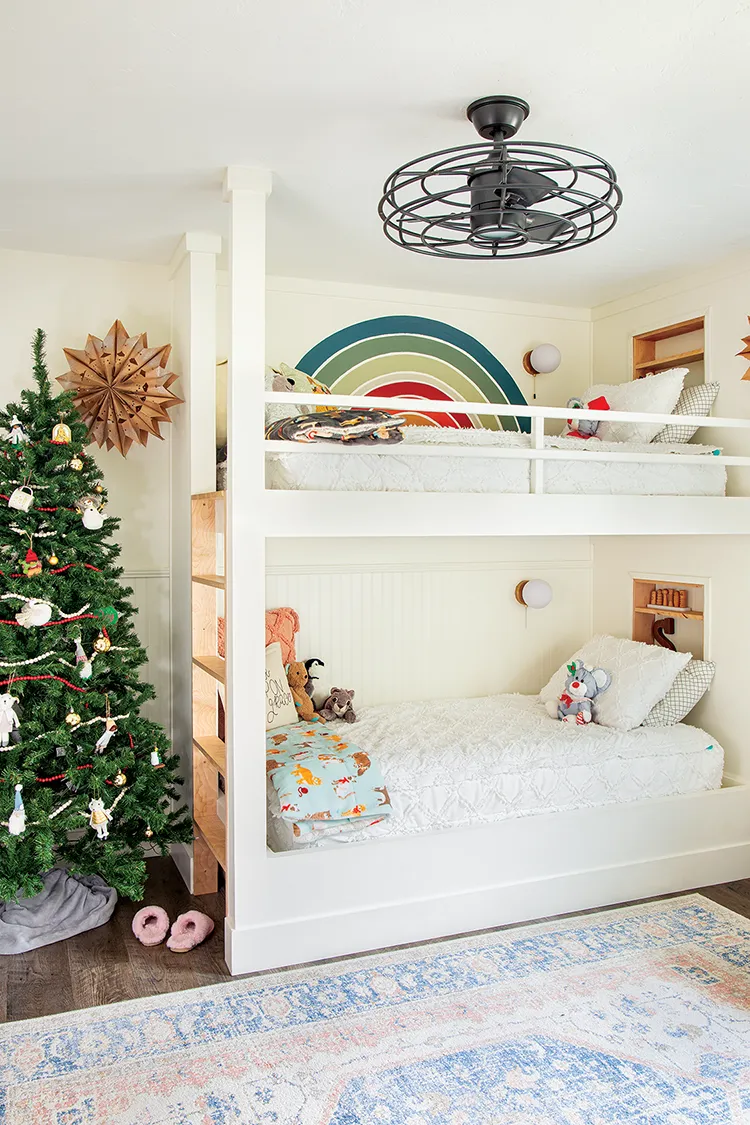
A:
546,660,611,725
319,688,356,724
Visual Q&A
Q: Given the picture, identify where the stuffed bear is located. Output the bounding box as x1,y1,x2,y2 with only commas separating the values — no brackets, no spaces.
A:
546,660,611,725
561,395,610,440
319,688,356,723
285,661,318,722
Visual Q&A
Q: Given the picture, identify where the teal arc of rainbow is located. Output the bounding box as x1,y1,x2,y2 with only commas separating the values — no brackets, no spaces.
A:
295,316,529,433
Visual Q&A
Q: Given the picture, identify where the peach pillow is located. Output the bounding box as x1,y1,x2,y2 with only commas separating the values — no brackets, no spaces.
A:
217,606,299,664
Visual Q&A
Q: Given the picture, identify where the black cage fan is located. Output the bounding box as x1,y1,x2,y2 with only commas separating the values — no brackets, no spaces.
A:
378,96,622,259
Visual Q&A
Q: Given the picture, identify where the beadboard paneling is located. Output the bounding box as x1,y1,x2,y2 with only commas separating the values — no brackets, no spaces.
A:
266,540,592,706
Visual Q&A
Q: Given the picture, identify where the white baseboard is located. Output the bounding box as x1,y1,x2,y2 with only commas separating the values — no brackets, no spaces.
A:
226,841,750,975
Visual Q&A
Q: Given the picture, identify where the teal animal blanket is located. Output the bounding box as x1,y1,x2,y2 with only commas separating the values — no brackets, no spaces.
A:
266,722,392,839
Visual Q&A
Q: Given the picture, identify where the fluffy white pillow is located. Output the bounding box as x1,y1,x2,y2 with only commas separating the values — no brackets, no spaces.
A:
540,635,692,731
585,368,687,443
265,642,298,730
641,658,716,726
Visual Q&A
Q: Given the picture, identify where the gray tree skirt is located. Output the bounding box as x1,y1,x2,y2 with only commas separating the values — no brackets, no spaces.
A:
0,868,118,954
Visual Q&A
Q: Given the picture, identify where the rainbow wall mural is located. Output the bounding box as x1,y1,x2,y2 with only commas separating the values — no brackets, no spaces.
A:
295,315,529,433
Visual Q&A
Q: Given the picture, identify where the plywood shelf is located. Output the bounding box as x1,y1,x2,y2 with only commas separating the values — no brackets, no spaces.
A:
193,735,226,777
193,654,226,683
634,605,703,620
195,809,226,871
192,573,225,588
634,348,704,374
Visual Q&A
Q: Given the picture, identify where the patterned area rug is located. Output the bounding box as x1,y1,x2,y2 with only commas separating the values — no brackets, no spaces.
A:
2,894,750,1123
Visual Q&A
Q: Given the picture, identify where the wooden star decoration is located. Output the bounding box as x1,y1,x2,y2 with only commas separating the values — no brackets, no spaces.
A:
738,316,750,381
57,320,184,455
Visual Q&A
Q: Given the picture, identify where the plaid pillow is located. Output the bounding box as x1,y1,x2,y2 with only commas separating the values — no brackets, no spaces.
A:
652,382,720,443
641,658,716,726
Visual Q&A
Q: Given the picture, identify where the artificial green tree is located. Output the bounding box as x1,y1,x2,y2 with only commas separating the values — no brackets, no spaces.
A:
0,331,190,900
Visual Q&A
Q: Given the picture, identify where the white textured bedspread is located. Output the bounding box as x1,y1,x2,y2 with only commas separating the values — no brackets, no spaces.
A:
266,427,726,495
266,694,724,851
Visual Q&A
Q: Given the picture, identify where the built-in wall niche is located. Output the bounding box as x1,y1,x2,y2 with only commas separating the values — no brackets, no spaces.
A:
632,316,705,388
632,577,705,659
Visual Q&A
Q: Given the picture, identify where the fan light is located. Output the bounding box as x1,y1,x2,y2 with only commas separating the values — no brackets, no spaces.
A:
379,95,622,260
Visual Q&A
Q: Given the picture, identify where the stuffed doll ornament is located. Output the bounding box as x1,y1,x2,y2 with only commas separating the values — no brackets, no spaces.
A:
546,661,611,725
562,395,610,440
0,693,21,747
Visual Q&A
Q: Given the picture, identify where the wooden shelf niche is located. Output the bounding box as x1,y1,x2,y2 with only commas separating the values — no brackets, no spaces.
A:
632,577,705,659
632,316,705,387
191,491,227,895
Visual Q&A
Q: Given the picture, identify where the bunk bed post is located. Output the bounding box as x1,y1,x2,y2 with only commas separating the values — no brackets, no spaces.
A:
170,232,221,892
223,167,273,971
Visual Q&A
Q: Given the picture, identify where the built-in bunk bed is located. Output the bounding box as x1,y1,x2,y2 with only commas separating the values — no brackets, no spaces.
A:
185,169,750,976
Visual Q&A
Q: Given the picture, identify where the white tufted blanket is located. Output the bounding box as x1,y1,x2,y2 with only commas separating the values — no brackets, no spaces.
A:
266,693,723,851
266,427,726,496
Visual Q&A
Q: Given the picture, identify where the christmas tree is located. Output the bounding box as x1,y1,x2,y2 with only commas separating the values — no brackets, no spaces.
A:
0,331,190,901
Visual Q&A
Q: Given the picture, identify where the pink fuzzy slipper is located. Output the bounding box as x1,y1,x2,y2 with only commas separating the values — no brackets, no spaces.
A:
166,910,215,953
131,905,170,946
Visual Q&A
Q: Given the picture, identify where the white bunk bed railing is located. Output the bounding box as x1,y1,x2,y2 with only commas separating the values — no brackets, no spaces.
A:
264,391,750,495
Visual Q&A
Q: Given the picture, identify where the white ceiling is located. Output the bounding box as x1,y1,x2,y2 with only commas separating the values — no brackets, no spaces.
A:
1,0,749,306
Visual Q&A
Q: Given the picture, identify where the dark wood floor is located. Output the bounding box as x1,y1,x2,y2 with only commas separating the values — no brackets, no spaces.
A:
1,857,749,1024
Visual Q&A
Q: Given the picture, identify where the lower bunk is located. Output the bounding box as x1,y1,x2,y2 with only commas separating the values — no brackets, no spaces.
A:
267,693,723,853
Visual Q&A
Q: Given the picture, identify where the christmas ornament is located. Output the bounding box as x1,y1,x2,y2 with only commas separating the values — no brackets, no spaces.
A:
69,456,83,471
144,825,153,838
95,718,117,752
98,606,118,627
7,417,29,445
58,319,184,456
15,598,53,628
8,785,25,836
0,693,20,747
73,637,93,680
21,547,42,578
65,709,81,727
86,797,112,839
93,629,111,653
113,769,127,787
47,553,59,566
76,496,105,530
51,419,72,444
94,483,104,493
8,485,33,512
150,747,161,766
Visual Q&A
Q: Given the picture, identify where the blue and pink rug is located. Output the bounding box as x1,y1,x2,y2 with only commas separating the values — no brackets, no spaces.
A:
2,894,750,1123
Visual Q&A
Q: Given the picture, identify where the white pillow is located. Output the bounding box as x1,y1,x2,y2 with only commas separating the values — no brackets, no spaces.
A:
585,368,687,443
641,658,716,726
540,635,692,731
265,642,298,730
652,382,720,444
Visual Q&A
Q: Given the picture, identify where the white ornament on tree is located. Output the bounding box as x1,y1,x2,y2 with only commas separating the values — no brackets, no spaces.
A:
86,797,112,839
8,485,34,512
95,717,117,751
0,693,20,748
8,784,25,835
15,599,53,628
7,417,29,446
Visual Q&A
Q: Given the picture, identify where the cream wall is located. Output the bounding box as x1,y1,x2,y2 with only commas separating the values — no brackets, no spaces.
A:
0,247,174,726
593,536,750,782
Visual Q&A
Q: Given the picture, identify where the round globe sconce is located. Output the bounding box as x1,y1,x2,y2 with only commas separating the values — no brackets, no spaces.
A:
515,578,553,610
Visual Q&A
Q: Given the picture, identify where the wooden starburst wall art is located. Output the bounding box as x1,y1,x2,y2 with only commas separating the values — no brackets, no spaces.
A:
738,316,750,381
57,320,184,455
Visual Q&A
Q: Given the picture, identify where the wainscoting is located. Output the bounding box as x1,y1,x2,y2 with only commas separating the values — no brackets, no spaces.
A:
124,570,172,732
266,537,593,706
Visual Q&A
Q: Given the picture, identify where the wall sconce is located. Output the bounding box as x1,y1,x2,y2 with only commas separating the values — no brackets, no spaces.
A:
522,343,561,399
515,579,553,610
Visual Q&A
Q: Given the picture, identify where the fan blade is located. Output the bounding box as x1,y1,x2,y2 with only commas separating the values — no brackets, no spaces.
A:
523,211,576,243
504,167,557,206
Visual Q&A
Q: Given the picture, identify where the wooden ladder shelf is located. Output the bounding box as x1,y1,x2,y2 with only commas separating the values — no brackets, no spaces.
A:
191,491,227,896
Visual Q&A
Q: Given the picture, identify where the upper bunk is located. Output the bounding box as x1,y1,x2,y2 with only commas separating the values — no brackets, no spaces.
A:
261,390,750,537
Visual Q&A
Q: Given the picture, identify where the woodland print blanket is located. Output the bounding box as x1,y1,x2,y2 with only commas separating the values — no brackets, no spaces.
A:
266,723,392,838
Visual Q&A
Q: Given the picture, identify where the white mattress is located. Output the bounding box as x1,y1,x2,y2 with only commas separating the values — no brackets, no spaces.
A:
267,694,724,852
266,426,726,496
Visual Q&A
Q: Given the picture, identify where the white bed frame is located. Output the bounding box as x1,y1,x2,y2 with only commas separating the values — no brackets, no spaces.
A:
173,169,750,975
